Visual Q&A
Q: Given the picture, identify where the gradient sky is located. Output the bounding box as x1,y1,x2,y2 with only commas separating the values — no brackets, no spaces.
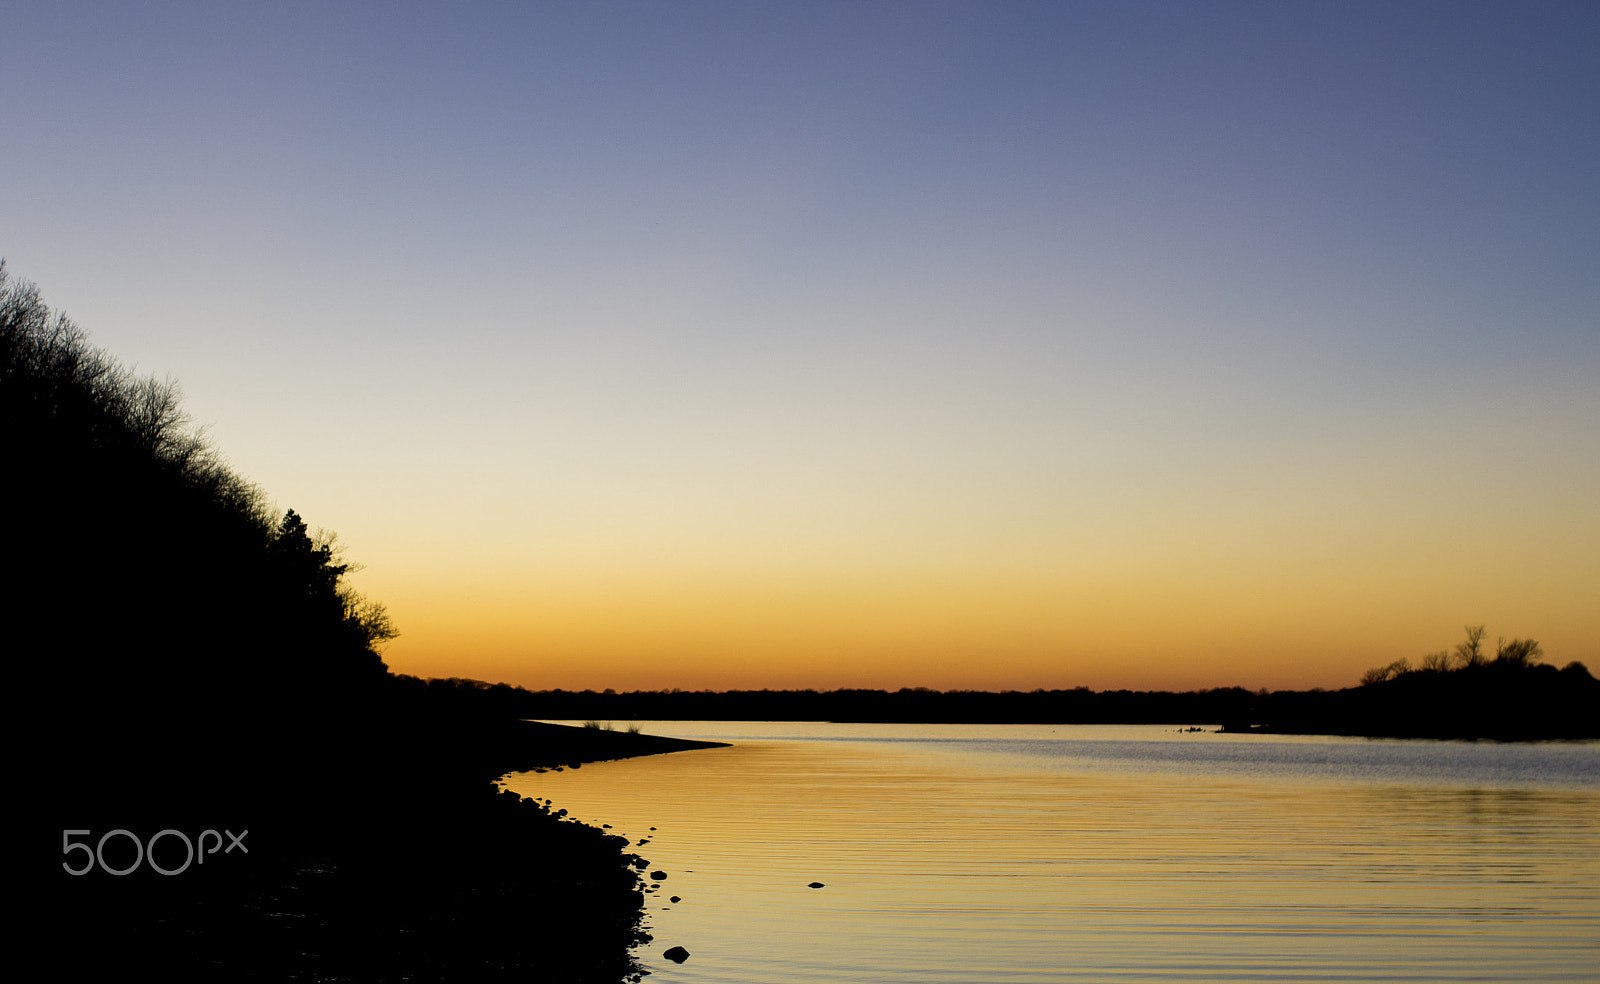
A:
5,1,1597,691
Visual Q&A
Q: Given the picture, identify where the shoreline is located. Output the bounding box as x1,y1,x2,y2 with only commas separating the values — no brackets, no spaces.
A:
496,718,731,772
38,718,722,983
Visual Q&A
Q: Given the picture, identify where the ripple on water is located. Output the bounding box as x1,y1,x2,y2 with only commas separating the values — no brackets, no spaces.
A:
506,724,1600,984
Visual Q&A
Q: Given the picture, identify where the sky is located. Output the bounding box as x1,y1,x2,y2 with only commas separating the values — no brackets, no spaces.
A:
4,1,1597,692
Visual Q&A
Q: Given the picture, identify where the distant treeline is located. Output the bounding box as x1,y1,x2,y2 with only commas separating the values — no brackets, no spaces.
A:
433,679,1266,725
1247,659,1597,739
1262,626,1598,740
412,636,1597,739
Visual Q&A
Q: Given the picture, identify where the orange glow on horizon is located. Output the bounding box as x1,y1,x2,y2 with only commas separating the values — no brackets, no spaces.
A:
362,535,1598,693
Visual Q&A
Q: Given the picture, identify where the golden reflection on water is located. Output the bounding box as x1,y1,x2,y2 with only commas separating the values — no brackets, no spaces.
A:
504,725,1600,984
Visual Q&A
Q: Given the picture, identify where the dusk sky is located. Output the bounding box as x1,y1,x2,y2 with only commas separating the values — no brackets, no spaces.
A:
5,1,1596,691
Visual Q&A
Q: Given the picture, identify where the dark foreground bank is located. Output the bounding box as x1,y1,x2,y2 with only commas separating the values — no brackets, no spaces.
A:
5,268,729,981
34,707,725,983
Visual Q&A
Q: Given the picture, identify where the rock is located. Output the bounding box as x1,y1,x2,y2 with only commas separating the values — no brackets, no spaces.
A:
650,870,668,880
669,896,681,903
663,946,690,963
808,882,825,888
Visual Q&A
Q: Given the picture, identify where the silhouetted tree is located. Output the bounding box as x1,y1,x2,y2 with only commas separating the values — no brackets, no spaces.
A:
1420,650,1451,673
1453,624,1488,668
270,508,350,599
1494,637,1544,667
1360,657,1412,685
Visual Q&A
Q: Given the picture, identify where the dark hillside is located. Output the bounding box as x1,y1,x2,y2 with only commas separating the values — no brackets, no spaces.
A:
5,265,672,982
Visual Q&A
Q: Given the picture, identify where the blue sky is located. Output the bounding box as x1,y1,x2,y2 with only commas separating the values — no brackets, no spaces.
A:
4,1,1597,689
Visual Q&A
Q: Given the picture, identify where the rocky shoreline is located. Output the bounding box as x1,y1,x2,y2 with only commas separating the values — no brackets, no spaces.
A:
38,718,727,983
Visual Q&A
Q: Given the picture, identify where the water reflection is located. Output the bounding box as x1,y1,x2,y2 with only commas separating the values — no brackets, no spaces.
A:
505,725,1600,984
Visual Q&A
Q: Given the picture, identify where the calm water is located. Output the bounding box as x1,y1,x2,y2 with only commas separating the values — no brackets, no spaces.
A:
504,724,1600,984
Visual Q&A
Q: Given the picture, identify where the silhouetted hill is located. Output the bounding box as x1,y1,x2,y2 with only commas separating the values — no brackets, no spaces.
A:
5,265,678,982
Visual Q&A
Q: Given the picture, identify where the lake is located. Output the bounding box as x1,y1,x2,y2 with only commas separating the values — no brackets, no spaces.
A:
504,723,1600,984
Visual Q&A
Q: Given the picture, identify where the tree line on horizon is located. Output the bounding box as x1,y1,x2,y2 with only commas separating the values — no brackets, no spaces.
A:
392,674,1274,725
1277,624,1597,739
1359,624,1576,685
398,664,1594,735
